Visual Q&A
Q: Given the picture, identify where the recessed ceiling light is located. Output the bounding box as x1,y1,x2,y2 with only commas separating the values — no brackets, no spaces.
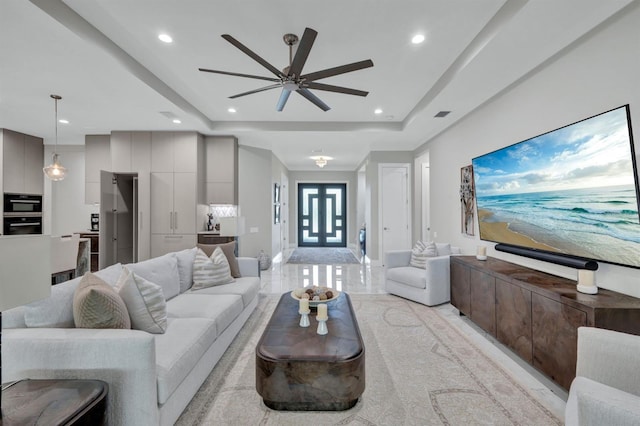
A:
172,119,181,124
158,34,173,43
374,108,383,115
228,107,237,113
411,34,425,44
58,119,69,124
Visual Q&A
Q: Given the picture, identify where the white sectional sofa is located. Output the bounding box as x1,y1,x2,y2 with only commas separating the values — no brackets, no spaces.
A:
2,247,261,426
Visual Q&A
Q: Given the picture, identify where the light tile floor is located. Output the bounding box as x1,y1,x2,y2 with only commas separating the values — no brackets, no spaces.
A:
260,248,568,420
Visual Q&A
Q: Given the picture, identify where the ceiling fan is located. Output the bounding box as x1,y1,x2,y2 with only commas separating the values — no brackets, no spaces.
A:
199,27,373,112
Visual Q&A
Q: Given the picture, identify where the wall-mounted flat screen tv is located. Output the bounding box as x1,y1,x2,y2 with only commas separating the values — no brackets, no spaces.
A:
472,105,640,268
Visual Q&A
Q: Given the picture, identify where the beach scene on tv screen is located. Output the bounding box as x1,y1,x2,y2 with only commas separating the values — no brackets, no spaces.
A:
473,106,640,268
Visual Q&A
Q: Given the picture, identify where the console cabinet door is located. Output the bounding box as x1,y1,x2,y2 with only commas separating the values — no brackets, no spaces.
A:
532,293,587,389
450,260,471,316
496,279,532,363
24,134,44,195
469,269,496,336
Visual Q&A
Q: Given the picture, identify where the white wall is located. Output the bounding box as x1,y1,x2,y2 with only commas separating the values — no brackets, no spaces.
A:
420,5,640,297
44,145,98,236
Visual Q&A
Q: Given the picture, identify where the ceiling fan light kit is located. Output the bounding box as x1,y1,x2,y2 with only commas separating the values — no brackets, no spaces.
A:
199,27,373,112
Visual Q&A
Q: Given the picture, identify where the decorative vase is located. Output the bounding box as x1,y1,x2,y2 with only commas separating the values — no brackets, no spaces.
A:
257,250,271,271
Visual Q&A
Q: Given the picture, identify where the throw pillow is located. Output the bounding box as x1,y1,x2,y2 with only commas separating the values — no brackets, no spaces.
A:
116,267,167,334
196,241,241,278
192,247,235,290
73,272,131,329
409,241,438,268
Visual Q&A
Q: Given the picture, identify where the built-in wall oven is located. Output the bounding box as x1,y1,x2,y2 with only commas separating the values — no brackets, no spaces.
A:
3,193,43,235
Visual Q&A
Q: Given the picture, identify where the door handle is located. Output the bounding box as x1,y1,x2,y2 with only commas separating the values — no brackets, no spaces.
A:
169,212,173,230
174,211,178,230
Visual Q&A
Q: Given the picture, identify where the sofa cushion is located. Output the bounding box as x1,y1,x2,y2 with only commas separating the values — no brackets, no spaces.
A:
176,247,197,293
154,317,218,404
189,277,260,308
73,273,131,329
197,241,240,278
94,262,123,286
23,276,81,328
116,267,167,334
166,293,244,336
409,241,437,268
126,253,180,300
192,248,235,290
387,266,426,289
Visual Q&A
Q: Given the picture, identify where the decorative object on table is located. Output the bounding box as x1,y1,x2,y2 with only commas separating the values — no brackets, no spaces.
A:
316,303,328,335
0,235,51,416
577,269,598,294
476,245,487,260
206,213,214,231
291,286,341,308
43,94,67,181
257,250,272,271
460,164,475,236
298,298,310,327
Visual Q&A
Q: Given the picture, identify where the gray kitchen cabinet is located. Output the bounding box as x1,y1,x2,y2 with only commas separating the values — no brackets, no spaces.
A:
2,129,44,195
85,134,111,204
205,136,238,204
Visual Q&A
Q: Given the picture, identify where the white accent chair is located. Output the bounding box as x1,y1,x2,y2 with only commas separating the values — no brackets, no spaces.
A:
384,243,460,306
565,327,640,426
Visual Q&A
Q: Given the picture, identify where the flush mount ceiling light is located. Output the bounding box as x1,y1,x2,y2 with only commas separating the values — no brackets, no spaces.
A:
227,107,237,113
158,33,173,43
310,155,333,168
43,94,67,181
172,119,182,124
412,34,425,44
374,108,383,115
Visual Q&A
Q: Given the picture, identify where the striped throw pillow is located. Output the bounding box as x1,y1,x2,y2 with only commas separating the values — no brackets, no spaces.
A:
192,247,235,290
409,241,438,268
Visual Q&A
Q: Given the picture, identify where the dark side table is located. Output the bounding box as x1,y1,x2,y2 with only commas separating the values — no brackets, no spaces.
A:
1,379,108,425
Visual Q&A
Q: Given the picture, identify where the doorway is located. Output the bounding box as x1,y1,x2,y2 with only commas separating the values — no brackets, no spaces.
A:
379,163,411,263
297,183,347,247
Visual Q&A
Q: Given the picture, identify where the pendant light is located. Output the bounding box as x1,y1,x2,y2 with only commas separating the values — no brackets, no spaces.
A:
43,94,67,181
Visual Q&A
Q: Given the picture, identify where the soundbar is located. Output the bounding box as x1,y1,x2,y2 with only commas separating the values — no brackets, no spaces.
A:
495,244,599,270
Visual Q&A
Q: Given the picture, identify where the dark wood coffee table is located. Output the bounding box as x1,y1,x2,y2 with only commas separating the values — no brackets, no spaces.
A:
256,292,365,411
1,379,108,425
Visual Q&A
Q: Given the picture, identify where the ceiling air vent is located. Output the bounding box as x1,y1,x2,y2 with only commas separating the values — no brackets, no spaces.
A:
434,111,451,118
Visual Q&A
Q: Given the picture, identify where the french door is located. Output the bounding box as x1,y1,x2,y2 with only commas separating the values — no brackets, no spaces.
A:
297,183,347,247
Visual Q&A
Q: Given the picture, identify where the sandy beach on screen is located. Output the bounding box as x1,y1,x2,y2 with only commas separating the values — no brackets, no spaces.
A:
478,209,560,252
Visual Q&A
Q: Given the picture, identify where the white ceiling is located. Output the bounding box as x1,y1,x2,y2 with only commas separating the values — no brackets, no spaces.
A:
0,0,633,170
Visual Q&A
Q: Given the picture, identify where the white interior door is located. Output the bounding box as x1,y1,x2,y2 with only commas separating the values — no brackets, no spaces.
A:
380,164,411,263
421,163,431,241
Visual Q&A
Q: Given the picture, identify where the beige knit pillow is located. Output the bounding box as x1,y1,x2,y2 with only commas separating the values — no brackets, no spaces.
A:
73,272,131,329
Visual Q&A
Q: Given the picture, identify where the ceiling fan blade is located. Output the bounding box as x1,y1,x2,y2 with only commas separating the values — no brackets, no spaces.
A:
276,89,292,111
301,59,374,82
288,27,317,78
221,34,284,78
198,68,280,82
304,82,369,97
228,83,282,99
296,88,330,111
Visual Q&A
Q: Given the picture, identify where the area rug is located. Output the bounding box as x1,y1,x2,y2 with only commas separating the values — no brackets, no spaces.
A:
176,294,562,425
286,247,361,264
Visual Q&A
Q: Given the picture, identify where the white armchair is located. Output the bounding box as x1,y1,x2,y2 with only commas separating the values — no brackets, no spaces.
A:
565,327,640,426
384,244,460,306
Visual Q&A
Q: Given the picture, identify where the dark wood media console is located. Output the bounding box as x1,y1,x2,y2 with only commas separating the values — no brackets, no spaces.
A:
450,256,640,390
